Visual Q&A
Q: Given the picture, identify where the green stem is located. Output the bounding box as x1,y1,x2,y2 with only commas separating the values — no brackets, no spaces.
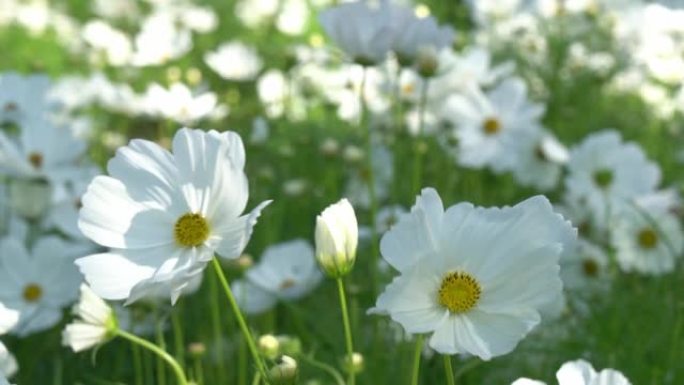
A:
251,372,262,385
336,278,356,385
132,342,144,385
211,257,270,383
298,354,346,385
192,355,204,385
171,309,186,370
443,355,455,385
207,268,227,384
154,309,167,385
116,329,189,385
53,355,62,385
411,78,430,195
239,335,248,385
359,66,380,294
409,335,424,385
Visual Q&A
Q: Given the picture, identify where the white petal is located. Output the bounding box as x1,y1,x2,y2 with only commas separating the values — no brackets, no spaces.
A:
374,265,447,334
0,341,17,378
380,188,447,272
79,176,175,248
459,309,539,359
511,379,546,385
76,252,156,300
14,307,63,337
556,360,596,385
595,369,631,385
107,139,180,208
172,128,225,212
206,156,249,223
0,304,18,334
214,200,271,260
62,322,107,352
231,279,277,315
208,130,246,169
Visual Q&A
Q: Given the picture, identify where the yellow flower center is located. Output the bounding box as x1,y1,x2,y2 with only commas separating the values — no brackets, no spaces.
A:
482,117,501,136
402,83,415,96
582,259,599,277
23,283,43,302
28,152,43,169
280,279,296,290
438,271,481,314
174,213,210,247
637,228,658,249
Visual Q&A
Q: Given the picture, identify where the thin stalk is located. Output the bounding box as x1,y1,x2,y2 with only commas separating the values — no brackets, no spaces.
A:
298,354,346,385
116,329,189,385
132,342,144,385
239,335,248,385
409,335,424,385
171,309,186,370
192,355,205,385
411,78,430,194
251,372,262,385
443,355,455,385
393,66,405,132
155,310,167,385
53,355,62,385
211,257,270,382
207,268,227,384
336,278,355,385
358,66,380,294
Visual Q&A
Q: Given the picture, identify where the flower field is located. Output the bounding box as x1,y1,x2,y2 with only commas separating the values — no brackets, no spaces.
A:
0,0,683,384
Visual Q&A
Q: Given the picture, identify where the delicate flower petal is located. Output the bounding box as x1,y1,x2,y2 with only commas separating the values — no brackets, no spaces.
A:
214,200,272,260
231,279,277,315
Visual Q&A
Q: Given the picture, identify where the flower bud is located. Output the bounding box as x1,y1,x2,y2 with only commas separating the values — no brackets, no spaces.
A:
188,342,207,357
259,334,281,359
416,47,439,78
315,199,358,278
342,352,364,375
268,355,298,385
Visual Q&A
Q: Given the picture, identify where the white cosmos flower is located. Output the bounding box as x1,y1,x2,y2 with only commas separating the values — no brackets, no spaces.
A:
204,41,264,81
63,284,117,352
132,12,192,67
47,169,100,240
561,239,611,294
319,1,395,65
143,83,220,125
235,0,279,29
611,204,683,275
0,341,17,380
76,128,270,304
564,130,661,230
441,78,544,172
0,236,82,337
440,46,515,89
232,239,323,315
512,359,632,385
81,20,133,67
372,188,575,359
389,5,454,65
0,73,54,124
0,115,88,184
509,128,568,191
